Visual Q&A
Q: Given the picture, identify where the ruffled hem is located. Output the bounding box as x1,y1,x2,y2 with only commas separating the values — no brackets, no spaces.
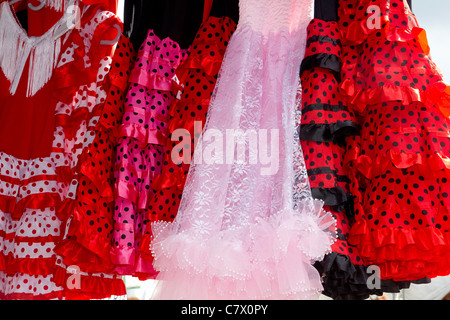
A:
54,234,114,274
340,70,450,118
53,264,126,300
150,201,336,299
110,244,158,279
0,290,64,300
118,123,169,147
349,220,450,281
177,41,224,77
344,17,426,46
352,150,450,181
0,144,73,220
340,0,425,49
314,252,382,300
172,16,236,83
150,167,187,191
0,252,57,276
114,179,153,209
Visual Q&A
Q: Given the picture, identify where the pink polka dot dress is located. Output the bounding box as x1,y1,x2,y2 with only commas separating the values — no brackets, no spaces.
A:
111,29,188,279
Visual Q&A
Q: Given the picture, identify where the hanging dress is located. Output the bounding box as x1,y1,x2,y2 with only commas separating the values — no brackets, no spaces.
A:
53,33,136,300
110,29,189,279
0,1,125,299
297,14,377,299
340,0,450,282
149,0,336,300
138,13,238,264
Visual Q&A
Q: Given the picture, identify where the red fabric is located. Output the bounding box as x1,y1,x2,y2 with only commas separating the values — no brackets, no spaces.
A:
340,0,450,282
0,58,58,159
53,264,126,300
0,3,125,299
81,0,117,13
203,0,213,22
138,16,237,259
54,35,135,275
27,1,65,37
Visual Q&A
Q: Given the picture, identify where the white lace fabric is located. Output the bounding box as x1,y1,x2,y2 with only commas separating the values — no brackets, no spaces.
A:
150,0,336,300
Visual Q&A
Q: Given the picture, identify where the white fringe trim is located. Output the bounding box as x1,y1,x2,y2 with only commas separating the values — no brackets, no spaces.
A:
46,0,65,12
0,1,77,97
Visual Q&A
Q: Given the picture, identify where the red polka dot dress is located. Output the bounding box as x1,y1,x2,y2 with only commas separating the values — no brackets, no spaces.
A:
298,18,380,300
138,16,237,261
110,30,189,279
53,34,135,299
340,0,450,282
0,3,126,299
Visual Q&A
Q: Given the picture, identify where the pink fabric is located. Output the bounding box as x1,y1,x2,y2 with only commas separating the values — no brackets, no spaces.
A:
111,30,188,277
149,0,336,300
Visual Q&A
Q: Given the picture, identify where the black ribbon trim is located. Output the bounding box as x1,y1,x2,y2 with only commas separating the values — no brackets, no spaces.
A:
302,102,349,114
299,121,361,145
306,35,342,47
307,166,336,176
311,186,348,207
300,53,342,82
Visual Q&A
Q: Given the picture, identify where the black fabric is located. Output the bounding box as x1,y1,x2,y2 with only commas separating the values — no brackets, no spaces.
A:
209,0,239,24
306,34,341,47
14,5,28,33
314,0,338,21
314,252,384,300
123,0,205,50
299,121,360,145
300,53,342,82
315,252,429,300
302,102,348,114
311,186,349,207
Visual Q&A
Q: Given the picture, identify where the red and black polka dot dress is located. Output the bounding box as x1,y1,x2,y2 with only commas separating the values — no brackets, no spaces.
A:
138,16,237,260
340,0,450,282
298,16,381,300
53,34,135,299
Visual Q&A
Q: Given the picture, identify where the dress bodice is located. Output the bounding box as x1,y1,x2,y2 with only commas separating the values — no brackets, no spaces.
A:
238,0,313,34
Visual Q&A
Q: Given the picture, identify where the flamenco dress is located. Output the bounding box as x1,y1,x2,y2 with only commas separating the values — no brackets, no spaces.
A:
149,0,336,300
0,1,126,299
110,29,189,279
54,33,135,299
340,0,450,282
138,14,238,263
298,11,378,299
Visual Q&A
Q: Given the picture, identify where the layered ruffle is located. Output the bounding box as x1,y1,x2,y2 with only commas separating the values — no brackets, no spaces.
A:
110,30,188,278
299,19,358,213
53,260,126,300
340,78,450,117
338,0,426,50
337,0,447,118
54,35,135,278
301,140,352,207
150,201,336,299
0,9,128,300
138,16,237,260
298,18,375,299
349,219,450,281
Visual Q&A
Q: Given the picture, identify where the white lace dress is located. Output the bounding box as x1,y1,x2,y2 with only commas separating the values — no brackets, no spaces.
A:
149,0,336,299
